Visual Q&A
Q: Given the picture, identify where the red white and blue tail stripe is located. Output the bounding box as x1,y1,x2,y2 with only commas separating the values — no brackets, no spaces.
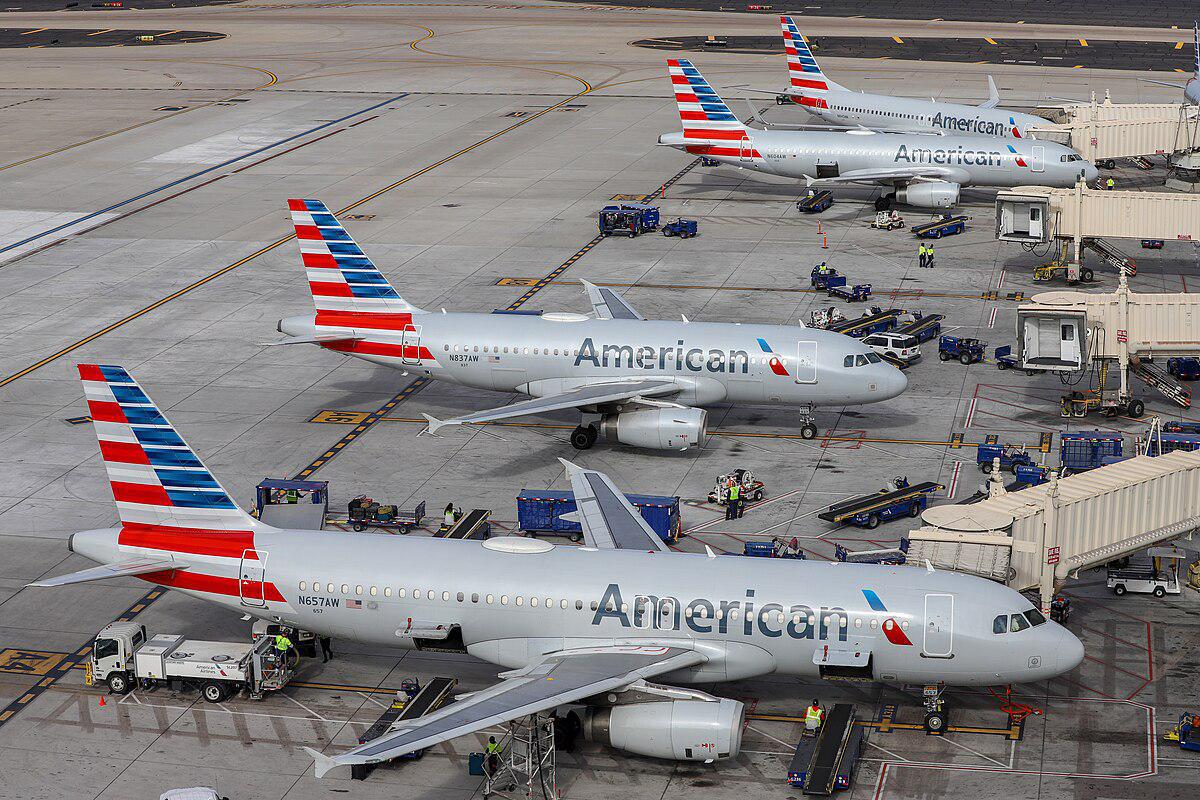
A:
668,59,758,159
289,199,421,316
80,364,257,533
780,16,844,104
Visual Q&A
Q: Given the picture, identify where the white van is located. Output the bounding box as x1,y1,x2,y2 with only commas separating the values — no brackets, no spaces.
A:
862,332,921,364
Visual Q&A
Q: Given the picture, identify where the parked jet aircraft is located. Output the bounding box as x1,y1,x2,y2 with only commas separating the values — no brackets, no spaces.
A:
1143,22,1199,105
32,365,1085,777
272,200,906,449
660,59,1097,210
774,17,1054,139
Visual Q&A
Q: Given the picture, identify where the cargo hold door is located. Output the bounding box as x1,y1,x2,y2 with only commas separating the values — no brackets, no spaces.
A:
239,549,267,608
922,593,953,658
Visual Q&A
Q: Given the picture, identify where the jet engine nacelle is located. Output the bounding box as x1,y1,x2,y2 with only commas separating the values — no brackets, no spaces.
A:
581,698,744,761
600,407,706,450
895,181,960,209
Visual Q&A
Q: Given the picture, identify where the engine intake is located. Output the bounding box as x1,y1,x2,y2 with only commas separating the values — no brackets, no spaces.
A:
895,181,960,209
581,698,744,761
600,407,706,450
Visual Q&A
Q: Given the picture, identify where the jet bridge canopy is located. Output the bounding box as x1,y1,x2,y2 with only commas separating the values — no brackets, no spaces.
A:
996,185,1200,244
906,451,1200,609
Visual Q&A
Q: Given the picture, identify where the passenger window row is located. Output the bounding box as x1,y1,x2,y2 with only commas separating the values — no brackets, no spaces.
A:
295,581,912,631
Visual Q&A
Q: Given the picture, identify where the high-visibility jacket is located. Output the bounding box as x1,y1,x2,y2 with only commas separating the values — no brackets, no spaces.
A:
806,705,824,725
1106,178,1115,189
275,635,292,652
728,484,740,501
486,741,501,754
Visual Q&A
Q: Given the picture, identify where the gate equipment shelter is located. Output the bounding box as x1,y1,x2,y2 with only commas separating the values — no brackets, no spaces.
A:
906,450,1200,611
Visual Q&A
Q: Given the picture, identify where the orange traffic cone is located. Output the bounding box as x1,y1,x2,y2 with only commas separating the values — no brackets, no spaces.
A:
821,235,828,250
99,696,106,707
817,221,824,235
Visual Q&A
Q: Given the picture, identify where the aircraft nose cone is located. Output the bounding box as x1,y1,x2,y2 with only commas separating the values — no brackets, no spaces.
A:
1083,163,1099,184
1055,626,1085,674
884,366,908,399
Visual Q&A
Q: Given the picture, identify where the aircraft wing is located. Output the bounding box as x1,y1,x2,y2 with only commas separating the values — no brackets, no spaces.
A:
559,458,670,551
805,166,969,187
26,557,186,588
582,280,644,321
305,645,706,777
422,380,680,433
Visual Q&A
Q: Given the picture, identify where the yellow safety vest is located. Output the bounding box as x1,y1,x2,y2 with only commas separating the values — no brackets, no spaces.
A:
486,741,501,754
728,485,740,500
275,635,292,652
806,706,823,724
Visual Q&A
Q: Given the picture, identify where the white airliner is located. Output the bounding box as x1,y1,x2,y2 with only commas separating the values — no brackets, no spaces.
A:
31,365,1085,777
659,59,1096,211
774,17,1054,139
273,200,906,449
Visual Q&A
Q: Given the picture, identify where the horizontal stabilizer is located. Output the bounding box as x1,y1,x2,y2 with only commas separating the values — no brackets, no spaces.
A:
27,557,185,588
260,332,363,347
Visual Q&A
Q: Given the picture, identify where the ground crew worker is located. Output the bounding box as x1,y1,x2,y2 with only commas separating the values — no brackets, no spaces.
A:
805,699,825,734
274,633,293,666
319,636,333,663
485,735,501,776
726,481,742,520
1105,177,1115,191
918,243,928,268
925,242,935,268
443,502,456,529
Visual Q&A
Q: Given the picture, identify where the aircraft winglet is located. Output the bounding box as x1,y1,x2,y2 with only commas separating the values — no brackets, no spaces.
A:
557,457,583,476
980,75,1000,109
305,746,341,779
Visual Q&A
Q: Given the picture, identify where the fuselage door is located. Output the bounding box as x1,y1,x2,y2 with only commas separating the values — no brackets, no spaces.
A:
1030,145,1045,173
239,549,268,608
401,325,422,365
794,341,818,384
739,136,754,162
922,593,954,657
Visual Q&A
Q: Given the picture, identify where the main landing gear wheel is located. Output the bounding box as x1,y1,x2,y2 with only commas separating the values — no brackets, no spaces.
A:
1127,399,1145,418
800,423,818,439
874,194,893,212
570,425,598,450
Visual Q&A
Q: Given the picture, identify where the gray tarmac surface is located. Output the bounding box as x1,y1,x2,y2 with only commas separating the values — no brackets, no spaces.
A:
0,2,1196,799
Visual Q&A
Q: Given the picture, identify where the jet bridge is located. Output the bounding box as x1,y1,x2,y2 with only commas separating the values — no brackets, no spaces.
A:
996,182,1200,247
1013,274,1200,407
906,450,1200,610
1032,95,1199,163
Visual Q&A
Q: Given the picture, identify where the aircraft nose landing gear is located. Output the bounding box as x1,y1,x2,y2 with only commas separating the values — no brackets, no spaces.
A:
570,425,598,450
923,684,948,735
798,404,818,440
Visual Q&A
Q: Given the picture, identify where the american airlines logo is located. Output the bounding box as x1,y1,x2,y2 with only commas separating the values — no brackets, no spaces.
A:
929,112,1013,137
575,338,752,374
592,583,851,642
894,143,1005,167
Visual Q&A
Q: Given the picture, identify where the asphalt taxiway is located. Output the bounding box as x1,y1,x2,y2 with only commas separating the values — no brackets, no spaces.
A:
0,2,1197,799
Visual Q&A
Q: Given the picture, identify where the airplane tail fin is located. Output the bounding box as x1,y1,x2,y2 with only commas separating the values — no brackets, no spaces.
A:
79,364,265,539
288,199,425,323
780,16,846,95
668,59,760,158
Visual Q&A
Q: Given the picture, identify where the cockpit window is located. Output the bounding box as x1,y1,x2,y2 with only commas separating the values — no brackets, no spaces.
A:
993,615,1007,634
1024,608,1046,627
844,355,854,368
1009,613,1031,633
865,352,882,363
855,354,869,367
1060,154,1082,162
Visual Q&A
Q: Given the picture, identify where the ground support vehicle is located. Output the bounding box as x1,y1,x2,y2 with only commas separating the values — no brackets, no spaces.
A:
89,622,293,702
976,443,1034,473
939,335,986,365
912,214,966,239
